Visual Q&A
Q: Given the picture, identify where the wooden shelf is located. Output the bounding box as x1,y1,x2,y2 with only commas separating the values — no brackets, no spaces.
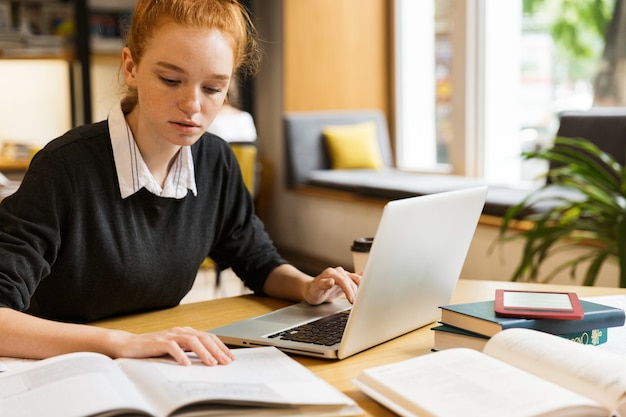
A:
0,158,29,172
0,47,74,61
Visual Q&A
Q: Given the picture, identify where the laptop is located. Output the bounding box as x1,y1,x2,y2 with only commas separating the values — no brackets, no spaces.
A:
210,186,488,359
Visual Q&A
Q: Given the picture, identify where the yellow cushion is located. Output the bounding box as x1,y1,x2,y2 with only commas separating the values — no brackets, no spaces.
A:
230,143,257,195
322,121,383,169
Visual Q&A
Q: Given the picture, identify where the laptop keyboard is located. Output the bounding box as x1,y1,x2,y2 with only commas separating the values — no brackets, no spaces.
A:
267,310,350,346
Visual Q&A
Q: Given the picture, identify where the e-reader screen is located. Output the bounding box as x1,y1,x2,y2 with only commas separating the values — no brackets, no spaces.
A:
494,289,584,320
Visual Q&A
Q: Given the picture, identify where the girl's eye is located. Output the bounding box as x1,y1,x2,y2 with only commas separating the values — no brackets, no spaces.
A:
204,86,222,94
159,76,179,86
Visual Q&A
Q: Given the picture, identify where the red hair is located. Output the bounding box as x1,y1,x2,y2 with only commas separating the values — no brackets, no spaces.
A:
121,0,260,111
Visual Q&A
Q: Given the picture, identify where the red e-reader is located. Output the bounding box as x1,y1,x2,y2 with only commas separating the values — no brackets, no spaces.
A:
494,289,584,320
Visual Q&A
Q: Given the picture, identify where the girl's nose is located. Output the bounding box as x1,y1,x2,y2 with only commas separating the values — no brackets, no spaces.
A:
178,87,201,115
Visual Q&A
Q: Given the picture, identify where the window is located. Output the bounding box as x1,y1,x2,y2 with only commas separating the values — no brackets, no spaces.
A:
395,0,613,185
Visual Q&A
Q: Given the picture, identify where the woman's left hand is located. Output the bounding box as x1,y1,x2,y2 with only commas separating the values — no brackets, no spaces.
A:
305,267,361,305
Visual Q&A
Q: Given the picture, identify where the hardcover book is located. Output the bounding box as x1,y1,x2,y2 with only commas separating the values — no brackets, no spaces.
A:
432,324,607,351
439,299,625,337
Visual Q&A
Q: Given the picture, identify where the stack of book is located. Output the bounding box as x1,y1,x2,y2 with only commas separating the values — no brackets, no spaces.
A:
433,299,626,351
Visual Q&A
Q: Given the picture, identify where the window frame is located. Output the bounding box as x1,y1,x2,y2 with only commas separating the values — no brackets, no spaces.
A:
394,0,530,183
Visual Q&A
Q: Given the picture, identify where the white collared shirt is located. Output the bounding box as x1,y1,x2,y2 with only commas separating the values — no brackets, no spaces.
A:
108,101,198,199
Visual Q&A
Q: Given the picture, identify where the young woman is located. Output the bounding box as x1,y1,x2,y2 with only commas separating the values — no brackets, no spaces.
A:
0,0,359,366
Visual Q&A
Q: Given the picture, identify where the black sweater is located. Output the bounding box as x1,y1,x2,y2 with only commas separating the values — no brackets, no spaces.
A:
0,121,285,322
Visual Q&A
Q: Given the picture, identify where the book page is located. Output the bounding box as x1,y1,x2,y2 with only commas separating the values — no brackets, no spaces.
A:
354,348,605,417
483,328,626,412
0,352,155,417
0,357,35,373
117,346,358,416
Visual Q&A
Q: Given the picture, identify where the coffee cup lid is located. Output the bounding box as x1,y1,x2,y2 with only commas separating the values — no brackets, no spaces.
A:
351,237,374,252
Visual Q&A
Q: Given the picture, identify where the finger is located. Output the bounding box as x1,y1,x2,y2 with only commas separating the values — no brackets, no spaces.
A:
181,331,234,366
327,267,358,303
340,282,357,304
157,327,230,366
315,277,352,304
307,266,358,304
305,278,333,305
200,333,235,365
348,271,362,285
163,339,193,366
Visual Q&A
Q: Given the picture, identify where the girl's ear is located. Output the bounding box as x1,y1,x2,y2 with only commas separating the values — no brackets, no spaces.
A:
122,47,138,88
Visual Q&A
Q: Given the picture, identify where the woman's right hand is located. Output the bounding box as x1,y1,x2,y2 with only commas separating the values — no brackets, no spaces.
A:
110,326,235,366
0,308,234,366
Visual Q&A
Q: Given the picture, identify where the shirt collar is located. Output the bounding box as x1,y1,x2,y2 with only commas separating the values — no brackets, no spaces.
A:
108,101,198,199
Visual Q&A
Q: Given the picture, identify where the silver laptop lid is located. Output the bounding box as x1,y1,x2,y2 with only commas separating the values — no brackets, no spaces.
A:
337,186,487,358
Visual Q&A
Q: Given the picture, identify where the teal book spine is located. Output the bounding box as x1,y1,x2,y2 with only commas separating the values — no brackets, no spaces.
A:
432,324,608,352
559,328,607,346
434,324,608,345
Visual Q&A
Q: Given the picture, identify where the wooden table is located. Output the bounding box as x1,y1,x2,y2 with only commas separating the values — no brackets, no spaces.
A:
93,279,626,416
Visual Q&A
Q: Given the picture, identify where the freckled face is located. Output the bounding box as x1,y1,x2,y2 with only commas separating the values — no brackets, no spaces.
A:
122,22,235,148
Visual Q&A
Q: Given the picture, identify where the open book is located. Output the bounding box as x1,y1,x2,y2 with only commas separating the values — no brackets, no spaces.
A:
1,346,362,417
353,328,626,417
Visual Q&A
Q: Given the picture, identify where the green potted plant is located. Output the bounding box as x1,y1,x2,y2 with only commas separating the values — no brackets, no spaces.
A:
499,136,626,287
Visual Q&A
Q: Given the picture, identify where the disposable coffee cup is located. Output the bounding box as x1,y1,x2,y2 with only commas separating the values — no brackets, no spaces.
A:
351,237,373,274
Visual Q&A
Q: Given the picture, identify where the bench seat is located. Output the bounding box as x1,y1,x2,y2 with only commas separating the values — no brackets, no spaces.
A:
308,168,582,217
284,109,625,218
